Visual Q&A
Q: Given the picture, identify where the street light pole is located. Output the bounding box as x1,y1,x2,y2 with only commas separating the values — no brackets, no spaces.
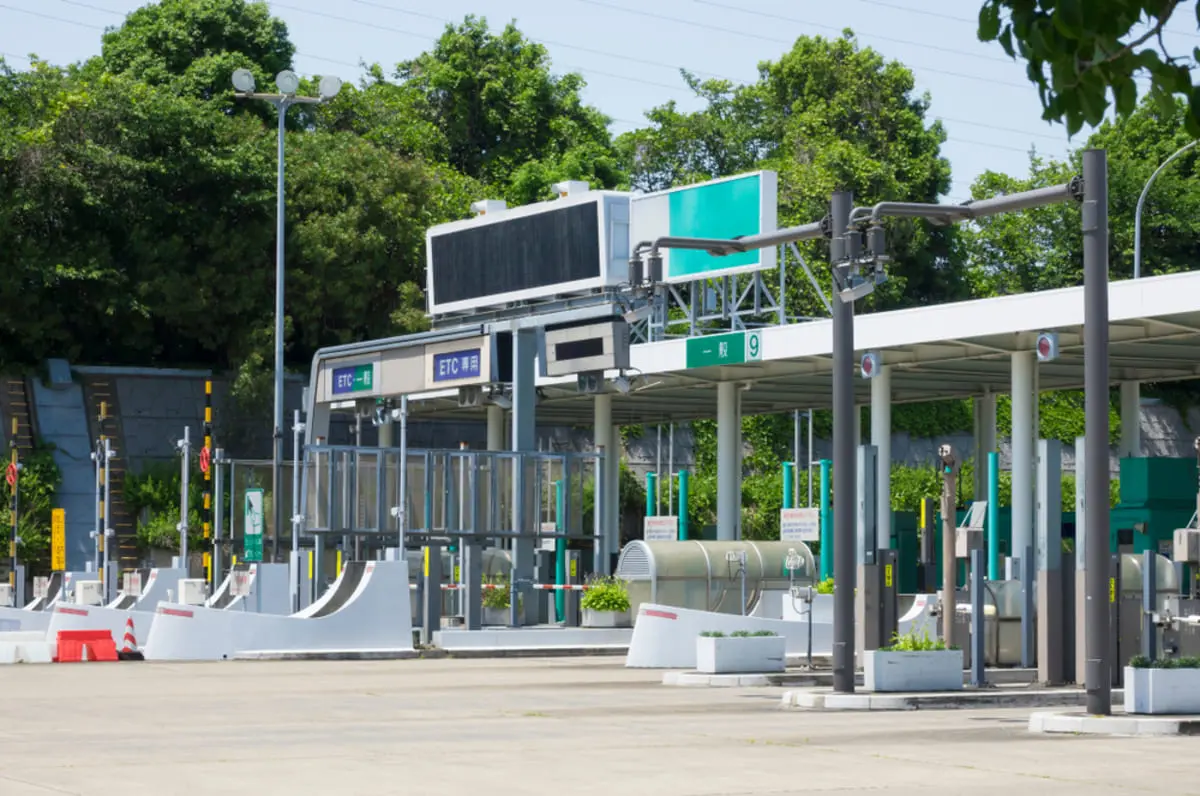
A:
1134,138,1198,279
232,69,342,563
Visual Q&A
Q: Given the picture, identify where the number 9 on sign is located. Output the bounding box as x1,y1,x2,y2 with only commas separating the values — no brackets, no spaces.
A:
745,331,762,361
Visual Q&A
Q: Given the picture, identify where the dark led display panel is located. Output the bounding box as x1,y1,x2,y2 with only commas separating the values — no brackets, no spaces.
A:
430,202,601,306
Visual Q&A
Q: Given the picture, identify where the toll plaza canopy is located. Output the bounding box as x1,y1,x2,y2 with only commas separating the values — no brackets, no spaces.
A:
394,269,1200,426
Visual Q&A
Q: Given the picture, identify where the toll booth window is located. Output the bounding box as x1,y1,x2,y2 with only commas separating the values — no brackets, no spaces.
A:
1117,528,1134,546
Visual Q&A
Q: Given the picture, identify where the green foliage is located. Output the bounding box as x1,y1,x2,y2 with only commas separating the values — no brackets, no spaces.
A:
481,575,510,610
123,458,209,553
732,630,778,637
580,575,630,613
977,0,1200,135
1128,655,1200,669
0,443,62,572
699,631,725,637
882,630,948,652
393,16,622,206
816,577,835,595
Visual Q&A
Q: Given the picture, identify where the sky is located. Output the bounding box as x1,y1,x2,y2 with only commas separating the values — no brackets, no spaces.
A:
2,0,1198,202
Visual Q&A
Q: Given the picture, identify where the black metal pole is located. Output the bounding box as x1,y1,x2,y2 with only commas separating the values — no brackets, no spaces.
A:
204,379,213,584
830,190,856,694
1083,148,1112,715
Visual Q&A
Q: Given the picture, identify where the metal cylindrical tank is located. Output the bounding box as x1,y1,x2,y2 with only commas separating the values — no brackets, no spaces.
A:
615,540,816,618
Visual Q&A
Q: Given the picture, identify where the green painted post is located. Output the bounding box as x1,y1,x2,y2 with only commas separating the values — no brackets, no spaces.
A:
819,459,832,580
782,462,795,510
555,479,565,621
645,472,657,517
677,470,689,541
987,451,1000,580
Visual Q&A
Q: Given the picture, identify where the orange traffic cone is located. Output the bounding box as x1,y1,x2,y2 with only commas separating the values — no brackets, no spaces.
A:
118,617,143,661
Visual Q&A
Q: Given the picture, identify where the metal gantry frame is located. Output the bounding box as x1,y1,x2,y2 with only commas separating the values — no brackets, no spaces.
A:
629,153,1110,709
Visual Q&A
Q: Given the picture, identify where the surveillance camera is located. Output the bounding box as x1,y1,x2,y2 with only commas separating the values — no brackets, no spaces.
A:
623,304,653,324
837,279,875,303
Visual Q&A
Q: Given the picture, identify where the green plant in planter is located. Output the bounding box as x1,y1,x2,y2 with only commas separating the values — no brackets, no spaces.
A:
699,631,725,638
580,575,630,613
481,576,511,610
881,630,950,652
1128,655,1200,669
731,630,777,638
816,577,834,595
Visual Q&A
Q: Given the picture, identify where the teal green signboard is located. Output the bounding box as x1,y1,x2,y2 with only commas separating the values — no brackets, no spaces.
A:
630,171,777,284
686,330,762,369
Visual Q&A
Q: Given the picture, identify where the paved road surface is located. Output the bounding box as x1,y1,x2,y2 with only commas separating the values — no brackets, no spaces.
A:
0,657,1191,795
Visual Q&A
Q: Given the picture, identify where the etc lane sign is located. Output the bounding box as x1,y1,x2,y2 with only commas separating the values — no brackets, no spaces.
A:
432,349,482,383
424,336,492,387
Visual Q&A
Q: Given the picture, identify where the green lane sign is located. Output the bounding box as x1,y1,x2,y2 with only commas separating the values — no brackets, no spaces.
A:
685,330,762,369
244,487,264,563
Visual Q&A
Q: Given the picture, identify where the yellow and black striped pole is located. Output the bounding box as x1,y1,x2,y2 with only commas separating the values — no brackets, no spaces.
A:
203,380,212,585
9,417,18,591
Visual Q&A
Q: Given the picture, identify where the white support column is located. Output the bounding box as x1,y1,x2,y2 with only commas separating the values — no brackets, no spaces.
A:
486,405,505,451
871,366,892,549
609,423,621,558
1119,381,1141,458
1011,352,1035,563
854,405,863,450
594,394,614,570
717,382,740,541
973,393,997,500
377,418,393,448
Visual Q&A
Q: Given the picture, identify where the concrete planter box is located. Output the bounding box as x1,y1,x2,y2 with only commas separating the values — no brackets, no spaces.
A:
1125,666,1200,714
864,649,963,692
696,635,786,674
482,607,509,626
583,608,630,628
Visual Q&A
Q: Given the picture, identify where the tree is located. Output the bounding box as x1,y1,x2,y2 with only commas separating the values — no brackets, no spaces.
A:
99,0,294,104
393,16,623,205
960,94,1200,293
977,0,1200,135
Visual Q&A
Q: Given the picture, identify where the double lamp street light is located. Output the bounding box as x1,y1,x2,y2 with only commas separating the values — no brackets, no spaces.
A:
231,68,342,562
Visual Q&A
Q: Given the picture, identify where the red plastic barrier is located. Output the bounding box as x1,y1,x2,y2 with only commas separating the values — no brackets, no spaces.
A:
55,630,118,663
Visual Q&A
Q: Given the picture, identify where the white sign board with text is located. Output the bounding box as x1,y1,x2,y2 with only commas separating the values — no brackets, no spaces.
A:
780,508,820,543
644,516,679,542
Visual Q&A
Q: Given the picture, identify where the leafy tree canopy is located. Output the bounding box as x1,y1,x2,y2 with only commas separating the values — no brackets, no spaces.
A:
392,16,624,205
978,0,1200,135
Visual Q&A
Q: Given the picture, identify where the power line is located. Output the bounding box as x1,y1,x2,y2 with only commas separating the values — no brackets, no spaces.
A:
574,0,1031,89
57,0,122,17
0,3,104,29
2,0,1086,153
692,0,1013,66
348,0,735,82
347,0,1075,152
857,0,1200,43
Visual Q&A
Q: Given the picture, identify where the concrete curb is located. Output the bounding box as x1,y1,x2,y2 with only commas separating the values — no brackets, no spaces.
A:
1029,710,1200,736
235,649,421,661
663,672,778,687
236,646,627,661
782,688,1126,711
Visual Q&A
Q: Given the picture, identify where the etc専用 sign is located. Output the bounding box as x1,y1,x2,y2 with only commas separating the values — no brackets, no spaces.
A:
432,349,482,383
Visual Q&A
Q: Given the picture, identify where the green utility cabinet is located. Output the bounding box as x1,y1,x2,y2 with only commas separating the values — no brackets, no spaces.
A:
1110,456,1197,556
